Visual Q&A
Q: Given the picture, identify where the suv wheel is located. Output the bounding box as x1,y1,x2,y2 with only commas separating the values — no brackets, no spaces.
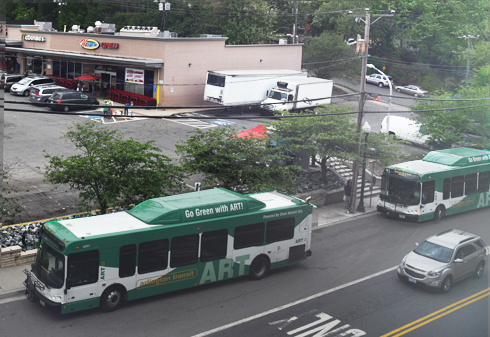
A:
440,276,452,293
474,262,484,279
63,105,70,112
23,90,30,97
378,82,384,88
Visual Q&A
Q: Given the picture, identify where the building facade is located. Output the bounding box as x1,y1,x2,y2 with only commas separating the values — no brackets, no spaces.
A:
4,23,303,107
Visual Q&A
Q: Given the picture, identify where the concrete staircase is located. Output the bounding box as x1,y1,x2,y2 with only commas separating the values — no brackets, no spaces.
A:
327,157,381,198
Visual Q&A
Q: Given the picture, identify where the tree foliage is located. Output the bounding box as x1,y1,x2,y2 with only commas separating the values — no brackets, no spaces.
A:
44,122,186,213
175,126,301,193
0,164,24,224
268,106,404,182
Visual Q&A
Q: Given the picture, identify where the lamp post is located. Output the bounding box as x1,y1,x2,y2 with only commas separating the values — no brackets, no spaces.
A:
457,35,479,87
356,121,371,212
367,63,392,134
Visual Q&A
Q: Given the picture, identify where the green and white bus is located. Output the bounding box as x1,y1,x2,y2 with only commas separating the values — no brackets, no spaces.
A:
24,188,314,314
377,147,490,222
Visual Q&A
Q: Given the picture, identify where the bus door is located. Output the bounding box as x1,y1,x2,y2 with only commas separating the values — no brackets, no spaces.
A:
420,181,436,216
65,250,100,304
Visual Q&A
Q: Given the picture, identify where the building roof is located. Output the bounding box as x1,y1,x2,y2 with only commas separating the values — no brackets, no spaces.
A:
6,46,164,68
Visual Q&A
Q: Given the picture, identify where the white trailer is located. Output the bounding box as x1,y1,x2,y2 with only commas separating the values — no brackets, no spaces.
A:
261,77,334,112
203,69,306,107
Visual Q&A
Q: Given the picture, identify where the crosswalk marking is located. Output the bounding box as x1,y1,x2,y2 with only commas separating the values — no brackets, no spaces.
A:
163,113,227,129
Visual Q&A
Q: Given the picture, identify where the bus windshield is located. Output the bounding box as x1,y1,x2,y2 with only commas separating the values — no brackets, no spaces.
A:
380,174,421,206
32,241,65,289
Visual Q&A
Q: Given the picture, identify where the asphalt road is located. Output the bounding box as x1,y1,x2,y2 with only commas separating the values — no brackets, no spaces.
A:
1,207,488,336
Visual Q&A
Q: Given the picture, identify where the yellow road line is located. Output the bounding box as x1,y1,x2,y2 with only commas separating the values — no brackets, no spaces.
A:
381,287,490,337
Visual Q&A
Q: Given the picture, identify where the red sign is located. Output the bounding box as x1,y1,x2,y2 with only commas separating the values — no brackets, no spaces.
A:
101,42,119,49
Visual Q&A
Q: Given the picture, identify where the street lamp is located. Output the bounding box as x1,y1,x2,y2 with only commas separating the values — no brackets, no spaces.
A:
356,121,371,212
457,35,479,87
367,63,392,135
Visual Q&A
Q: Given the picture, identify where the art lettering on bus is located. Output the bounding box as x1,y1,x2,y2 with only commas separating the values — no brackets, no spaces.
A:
477,191,490,208
199,254,250,285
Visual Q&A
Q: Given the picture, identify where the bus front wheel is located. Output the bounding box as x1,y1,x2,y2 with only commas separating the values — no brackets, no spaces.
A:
434,206,446,222
249,256,270,280
100,285,126,312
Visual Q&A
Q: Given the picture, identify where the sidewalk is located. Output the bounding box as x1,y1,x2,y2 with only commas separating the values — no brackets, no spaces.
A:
0,195,379,299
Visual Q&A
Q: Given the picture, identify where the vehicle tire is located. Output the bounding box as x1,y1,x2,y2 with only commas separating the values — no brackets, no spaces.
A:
396,88,401,93
434,206,445,222
414,93,419,97
249,256,270,280
100,285,126,312
378,82,384,88
440,276,452,293
474,262,485,279
63,105,70,112
23,90,30,97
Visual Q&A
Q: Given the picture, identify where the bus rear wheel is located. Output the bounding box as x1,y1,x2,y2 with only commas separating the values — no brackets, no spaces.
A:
100,285,126,312
249,256,270,280
434,206,446,222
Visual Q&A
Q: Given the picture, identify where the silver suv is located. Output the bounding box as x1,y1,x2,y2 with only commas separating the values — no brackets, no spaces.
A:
397,229,487,293
365,74,393,88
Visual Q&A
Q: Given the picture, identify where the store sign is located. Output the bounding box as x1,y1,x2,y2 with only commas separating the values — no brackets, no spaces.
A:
125,68,144,84
80,39,100,50
21,34,46,42
80,39,119,50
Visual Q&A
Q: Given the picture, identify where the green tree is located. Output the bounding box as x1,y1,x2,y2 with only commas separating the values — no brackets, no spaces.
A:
413,66,490,149
268,106,403,182
0,164,24,224
44,122,186,213
176,126,301,193
303,31,360,79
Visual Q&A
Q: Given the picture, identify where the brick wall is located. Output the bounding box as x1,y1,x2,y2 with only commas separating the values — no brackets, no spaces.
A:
0,246,37,268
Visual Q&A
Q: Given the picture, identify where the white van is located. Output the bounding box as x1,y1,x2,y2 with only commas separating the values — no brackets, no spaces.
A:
380,115,430,147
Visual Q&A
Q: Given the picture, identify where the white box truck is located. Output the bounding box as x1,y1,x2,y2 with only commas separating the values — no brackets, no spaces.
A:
261,77,334,112
203,69,306,107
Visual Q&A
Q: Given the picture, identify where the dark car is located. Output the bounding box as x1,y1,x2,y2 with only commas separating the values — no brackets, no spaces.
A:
1,74,25,92
47,90,99,112
29,85,69,105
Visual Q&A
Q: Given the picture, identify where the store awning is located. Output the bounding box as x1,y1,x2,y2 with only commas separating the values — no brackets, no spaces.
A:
5,47,164,68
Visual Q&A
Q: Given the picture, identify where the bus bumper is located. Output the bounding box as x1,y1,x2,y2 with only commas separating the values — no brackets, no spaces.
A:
376,205,419,222
24,270,61,312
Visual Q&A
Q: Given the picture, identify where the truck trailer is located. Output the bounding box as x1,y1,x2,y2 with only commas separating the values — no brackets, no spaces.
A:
203,69,306,108
261,77,334,112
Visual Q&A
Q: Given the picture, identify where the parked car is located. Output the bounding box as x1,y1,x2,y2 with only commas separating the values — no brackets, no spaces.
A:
1,74,25,92
395,85,428,97
380,115,430,147
10,76,56,96
397,229,487,293
47,90,99,112
365,74,393,88
29,85,69,105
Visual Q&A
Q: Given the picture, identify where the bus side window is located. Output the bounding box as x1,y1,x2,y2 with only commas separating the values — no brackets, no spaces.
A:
67,250,99,287
478,171,490,192
200,229,228,262
119,244,136,278
422,181,435,204
234,223,265,249
465,173,477,195
451,176,464,198
443,178,451,200
170,234,199,268
138,239,168,274
266,217,295,244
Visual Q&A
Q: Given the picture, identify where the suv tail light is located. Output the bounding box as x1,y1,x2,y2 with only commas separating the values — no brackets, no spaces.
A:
36,93,42,97
57,100,62,104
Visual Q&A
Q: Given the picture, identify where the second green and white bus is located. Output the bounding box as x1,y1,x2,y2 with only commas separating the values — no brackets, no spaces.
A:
377,147,490,222
24,188,314,314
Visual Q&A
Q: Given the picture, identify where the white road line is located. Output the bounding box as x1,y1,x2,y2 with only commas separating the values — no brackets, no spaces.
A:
191,265,398,337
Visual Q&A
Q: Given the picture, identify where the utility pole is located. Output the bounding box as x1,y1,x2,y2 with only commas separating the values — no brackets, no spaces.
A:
458,35,479,87
293,1,298,44
348,9,394,214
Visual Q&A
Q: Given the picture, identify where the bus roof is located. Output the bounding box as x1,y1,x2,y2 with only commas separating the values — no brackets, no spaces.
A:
423,147,490,167
128,188,266,224
49,189,303,240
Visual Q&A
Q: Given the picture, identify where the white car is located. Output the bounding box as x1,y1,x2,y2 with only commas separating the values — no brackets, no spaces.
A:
380,115,430,147
395,85,428,97
365,74,393,88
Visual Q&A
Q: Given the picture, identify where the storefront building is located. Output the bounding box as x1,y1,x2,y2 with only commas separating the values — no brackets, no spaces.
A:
4,22,303,107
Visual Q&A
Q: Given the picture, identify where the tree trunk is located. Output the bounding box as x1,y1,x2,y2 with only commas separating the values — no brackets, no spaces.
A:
320,156,328,182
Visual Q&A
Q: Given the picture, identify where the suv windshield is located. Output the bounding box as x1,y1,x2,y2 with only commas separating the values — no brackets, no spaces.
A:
17,78,32,85
32,240,65,289
414,241,453,263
